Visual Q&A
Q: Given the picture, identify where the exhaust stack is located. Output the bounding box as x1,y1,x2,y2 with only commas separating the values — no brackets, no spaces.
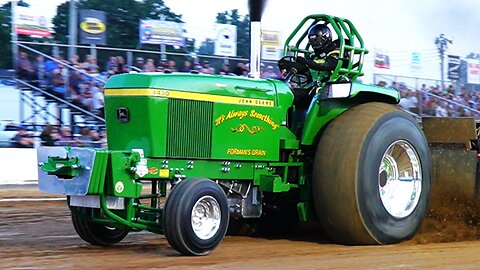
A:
248,0,267,79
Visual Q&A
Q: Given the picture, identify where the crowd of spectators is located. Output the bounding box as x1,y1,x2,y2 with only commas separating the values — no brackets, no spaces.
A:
17,52,107,118
17,51,284,117
14,51,287,149
9,124,106,149
379,80,480,118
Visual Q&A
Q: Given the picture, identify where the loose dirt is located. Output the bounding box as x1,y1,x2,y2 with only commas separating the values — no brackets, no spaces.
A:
2,187,480,269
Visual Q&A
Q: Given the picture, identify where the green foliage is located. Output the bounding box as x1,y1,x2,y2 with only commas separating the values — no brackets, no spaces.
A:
52,0,183,49
214,9,250,58
0,4,12,68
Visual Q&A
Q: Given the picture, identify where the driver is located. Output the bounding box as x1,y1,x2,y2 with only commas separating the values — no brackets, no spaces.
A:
296,23,340,81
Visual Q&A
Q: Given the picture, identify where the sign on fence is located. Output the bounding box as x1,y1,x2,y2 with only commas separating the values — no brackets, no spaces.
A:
79,9,107,45
15,6,52,38
139,20,185,47
448,55,461,80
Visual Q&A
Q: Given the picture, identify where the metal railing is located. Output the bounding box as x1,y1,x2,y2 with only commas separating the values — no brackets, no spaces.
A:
373,73,480,118
15,41,281,75
15,42,107,84
15,79,105,123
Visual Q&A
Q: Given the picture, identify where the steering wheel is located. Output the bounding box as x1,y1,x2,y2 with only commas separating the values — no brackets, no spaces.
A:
277,56,311,86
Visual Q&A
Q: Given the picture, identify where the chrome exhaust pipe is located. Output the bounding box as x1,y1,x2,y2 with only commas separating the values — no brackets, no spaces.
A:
248,0,267,79
249,21,261,79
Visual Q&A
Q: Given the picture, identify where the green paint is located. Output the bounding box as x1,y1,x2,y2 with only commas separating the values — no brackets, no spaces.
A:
39,14,404,235
41,155,80,178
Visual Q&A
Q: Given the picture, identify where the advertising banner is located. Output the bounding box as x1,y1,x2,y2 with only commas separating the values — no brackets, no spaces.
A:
467,58,480,85
213,23,237,56
447,55,460,80
374,52,390,69
139,20,185,46
15,6,52,38
410,52,422,70
79,9,107,45
261,30,281,60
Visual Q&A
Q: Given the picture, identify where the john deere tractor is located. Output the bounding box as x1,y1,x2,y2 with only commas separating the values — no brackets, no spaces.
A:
38,11,431,255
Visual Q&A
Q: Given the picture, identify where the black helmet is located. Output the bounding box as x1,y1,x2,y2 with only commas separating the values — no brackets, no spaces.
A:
308,24,332,50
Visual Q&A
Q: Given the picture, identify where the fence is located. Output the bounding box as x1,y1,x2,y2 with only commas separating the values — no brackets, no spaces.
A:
16,41,281,76
374,73,480,119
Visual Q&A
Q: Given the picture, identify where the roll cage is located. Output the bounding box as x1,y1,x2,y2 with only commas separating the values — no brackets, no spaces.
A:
283,14,369,83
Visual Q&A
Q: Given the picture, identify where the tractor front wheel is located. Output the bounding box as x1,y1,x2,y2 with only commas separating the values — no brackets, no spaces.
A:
71,207,129,246
163,178,229,256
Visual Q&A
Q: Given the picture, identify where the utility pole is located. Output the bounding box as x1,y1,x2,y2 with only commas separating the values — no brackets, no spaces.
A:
435,33,452,91
160,15,166,61
68,0,78,60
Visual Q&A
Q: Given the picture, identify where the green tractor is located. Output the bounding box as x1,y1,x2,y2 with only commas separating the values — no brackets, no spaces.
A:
38,12,430,255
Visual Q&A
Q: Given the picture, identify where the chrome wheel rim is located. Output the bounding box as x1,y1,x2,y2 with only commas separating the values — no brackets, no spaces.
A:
191,195,221,240
378,140,422,218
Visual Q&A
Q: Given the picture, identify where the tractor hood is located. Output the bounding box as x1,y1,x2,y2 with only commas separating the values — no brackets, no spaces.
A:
103,72,294,159
105,73,293,108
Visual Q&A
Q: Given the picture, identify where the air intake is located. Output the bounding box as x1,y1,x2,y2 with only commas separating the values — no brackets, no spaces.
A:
166,99,213,158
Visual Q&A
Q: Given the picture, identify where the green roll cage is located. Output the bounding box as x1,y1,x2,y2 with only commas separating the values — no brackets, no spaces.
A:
283,14,369,82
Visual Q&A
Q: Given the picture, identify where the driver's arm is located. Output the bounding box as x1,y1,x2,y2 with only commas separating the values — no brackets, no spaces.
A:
297,55,338,72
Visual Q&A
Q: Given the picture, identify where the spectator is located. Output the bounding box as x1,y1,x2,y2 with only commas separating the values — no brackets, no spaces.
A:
76,127,93,147
398,90,414,111
70,54,81,68
143,59,156,72
92,83,105,117
44,57,60,75
57,127,74,146
218,63,230,75
165,60,177,72
89,129,102,148
263,65,279,79
390,81,398,90
80,82,94,111
51,68,67,98
420,84,428,92
116,56,128,74
181,60,192,72
134,57,145,71
33,55,46,87
233,62,247,76
98,129,108,149
11,126,34,148
84,55,99,74
105,56,118,70
203,60,210,70
39,125,59,146
17,52,35,81
435,101,448,117
376,81,387,87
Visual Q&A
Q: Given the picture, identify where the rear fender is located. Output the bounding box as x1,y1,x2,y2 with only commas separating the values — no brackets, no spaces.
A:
300,83,399,146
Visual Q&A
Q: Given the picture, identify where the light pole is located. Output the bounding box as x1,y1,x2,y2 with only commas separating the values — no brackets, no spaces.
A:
435,33,452,91
68,0,78,60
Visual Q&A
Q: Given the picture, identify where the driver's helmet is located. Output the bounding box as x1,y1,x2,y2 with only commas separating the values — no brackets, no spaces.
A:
307,24,332,51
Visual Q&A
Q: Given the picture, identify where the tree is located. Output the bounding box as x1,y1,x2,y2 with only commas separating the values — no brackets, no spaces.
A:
215,9,250,58
0,4,12,68
198,38,214,55
52,0,183,49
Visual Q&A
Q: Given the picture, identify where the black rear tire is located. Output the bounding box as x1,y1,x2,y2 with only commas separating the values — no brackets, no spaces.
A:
71,207,129,246
163,178,229,256
313,102,431,244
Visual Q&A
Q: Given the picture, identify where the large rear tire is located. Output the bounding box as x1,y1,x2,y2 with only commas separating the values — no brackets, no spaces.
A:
313,102,431,244
71,207,129,246
163,178,229,256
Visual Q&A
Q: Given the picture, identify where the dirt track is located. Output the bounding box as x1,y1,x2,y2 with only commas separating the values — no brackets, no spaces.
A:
2,188,480,269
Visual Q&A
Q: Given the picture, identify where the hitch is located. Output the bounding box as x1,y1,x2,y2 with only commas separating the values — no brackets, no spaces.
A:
40,155,81,179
